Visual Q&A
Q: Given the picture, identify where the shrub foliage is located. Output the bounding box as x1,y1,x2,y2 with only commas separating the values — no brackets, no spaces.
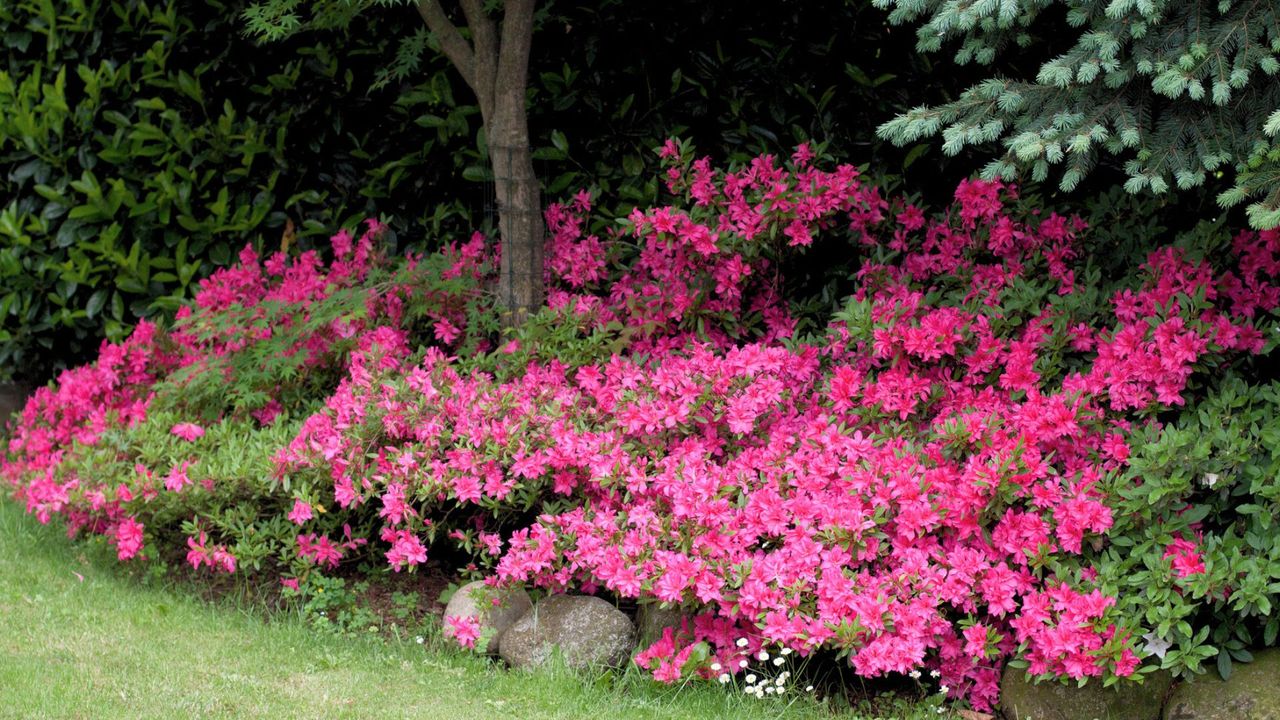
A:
4,148,1278,712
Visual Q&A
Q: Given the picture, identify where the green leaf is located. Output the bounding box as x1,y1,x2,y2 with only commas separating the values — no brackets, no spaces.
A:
85,290,107,319
550,130,568,153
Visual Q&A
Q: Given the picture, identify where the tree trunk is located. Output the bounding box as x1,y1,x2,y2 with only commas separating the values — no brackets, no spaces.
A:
488,124,544,322
416,0,543,321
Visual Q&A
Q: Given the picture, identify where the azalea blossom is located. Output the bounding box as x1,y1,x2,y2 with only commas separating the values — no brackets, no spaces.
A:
170,423,205,442
444,614,481,649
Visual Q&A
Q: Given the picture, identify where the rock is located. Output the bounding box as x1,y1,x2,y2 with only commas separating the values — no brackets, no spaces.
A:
499,594,635,670
1162,649,1280,720
999,665,1173,720
442,580,532,655
635,604,688,648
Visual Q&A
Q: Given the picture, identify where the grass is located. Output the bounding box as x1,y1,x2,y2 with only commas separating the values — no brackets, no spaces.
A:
0,499,944,720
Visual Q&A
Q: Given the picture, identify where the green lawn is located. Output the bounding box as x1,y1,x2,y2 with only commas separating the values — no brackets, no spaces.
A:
0,500,939,720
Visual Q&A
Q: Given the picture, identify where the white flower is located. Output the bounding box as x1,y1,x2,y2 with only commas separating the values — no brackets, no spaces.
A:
940,685,950,694
739,659,749,668
909,670,921,679
719,673,731,684
415,636,425,645
710,662,722,671
746,674,757,684
780,647,793,656
757,650,770,661
765,686,777,695
1203,472,1220,488
736,638,749,648
805,685,815,692
775,676,786,686
772,657,785,666
929,669,941,678
1142,630,1173,659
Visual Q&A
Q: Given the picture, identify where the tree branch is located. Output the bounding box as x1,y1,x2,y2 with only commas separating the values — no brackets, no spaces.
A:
416,0,476,89
495,0,537,114
458,0,498,119
459,0,497,69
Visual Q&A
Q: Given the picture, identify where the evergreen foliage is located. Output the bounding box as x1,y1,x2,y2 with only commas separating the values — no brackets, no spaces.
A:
874,0,1280,228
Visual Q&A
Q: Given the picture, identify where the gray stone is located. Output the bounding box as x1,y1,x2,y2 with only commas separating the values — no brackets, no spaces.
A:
635,604,688,648
442,580,532,655
498,594,635,670
999,665,1173,720
1162,649,1280,720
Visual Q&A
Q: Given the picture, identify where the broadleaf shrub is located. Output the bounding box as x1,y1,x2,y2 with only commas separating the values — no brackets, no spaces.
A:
0,0,477,383
1,0,974,384
5,146,1279,712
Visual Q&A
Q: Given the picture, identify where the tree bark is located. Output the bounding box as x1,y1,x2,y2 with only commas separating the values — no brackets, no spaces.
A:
416,0,544,321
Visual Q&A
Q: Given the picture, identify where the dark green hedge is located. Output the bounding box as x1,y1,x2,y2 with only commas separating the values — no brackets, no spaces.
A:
0,0,477,382
1,0,961,384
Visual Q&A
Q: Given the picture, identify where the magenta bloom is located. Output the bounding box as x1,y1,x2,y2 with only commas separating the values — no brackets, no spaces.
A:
444,614,481,649
1163,538,1207,578
288,499,313,525
170,422,205,442
114,518,144,560
211,547,237,574
385,531,428,571
164,460,193,492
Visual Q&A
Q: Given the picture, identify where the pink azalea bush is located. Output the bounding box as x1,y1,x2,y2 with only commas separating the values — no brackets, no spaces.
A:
5,142,1279,711
2,220,490,572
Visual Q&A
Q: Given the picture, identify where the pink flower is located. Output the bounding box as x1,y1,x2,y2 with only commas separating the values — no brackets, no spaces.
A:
186,532,210,569
296,533,344,568
252,399,283,425
164,460,193,492
211,547,237,574
1164,538,1206,578
170,422,205,441
288,499,313,525
114,518,144,561
385,531,428,572
444,614,482,649
281,577,300,592
963,625,991,659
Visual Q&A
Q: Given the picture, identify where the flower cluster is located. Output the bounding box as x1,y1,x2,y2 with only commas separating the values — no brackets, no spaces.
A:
2,221,488,576
5,144,1278,711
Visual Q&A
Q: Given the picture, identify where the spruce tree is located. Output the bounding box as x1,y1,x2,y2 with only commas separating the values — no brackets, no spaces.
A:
874,0,1280,228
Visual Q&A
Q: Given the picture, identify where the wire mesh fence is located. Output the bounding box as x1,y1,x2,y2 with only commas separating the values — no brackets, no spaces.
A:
483,142,546,315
